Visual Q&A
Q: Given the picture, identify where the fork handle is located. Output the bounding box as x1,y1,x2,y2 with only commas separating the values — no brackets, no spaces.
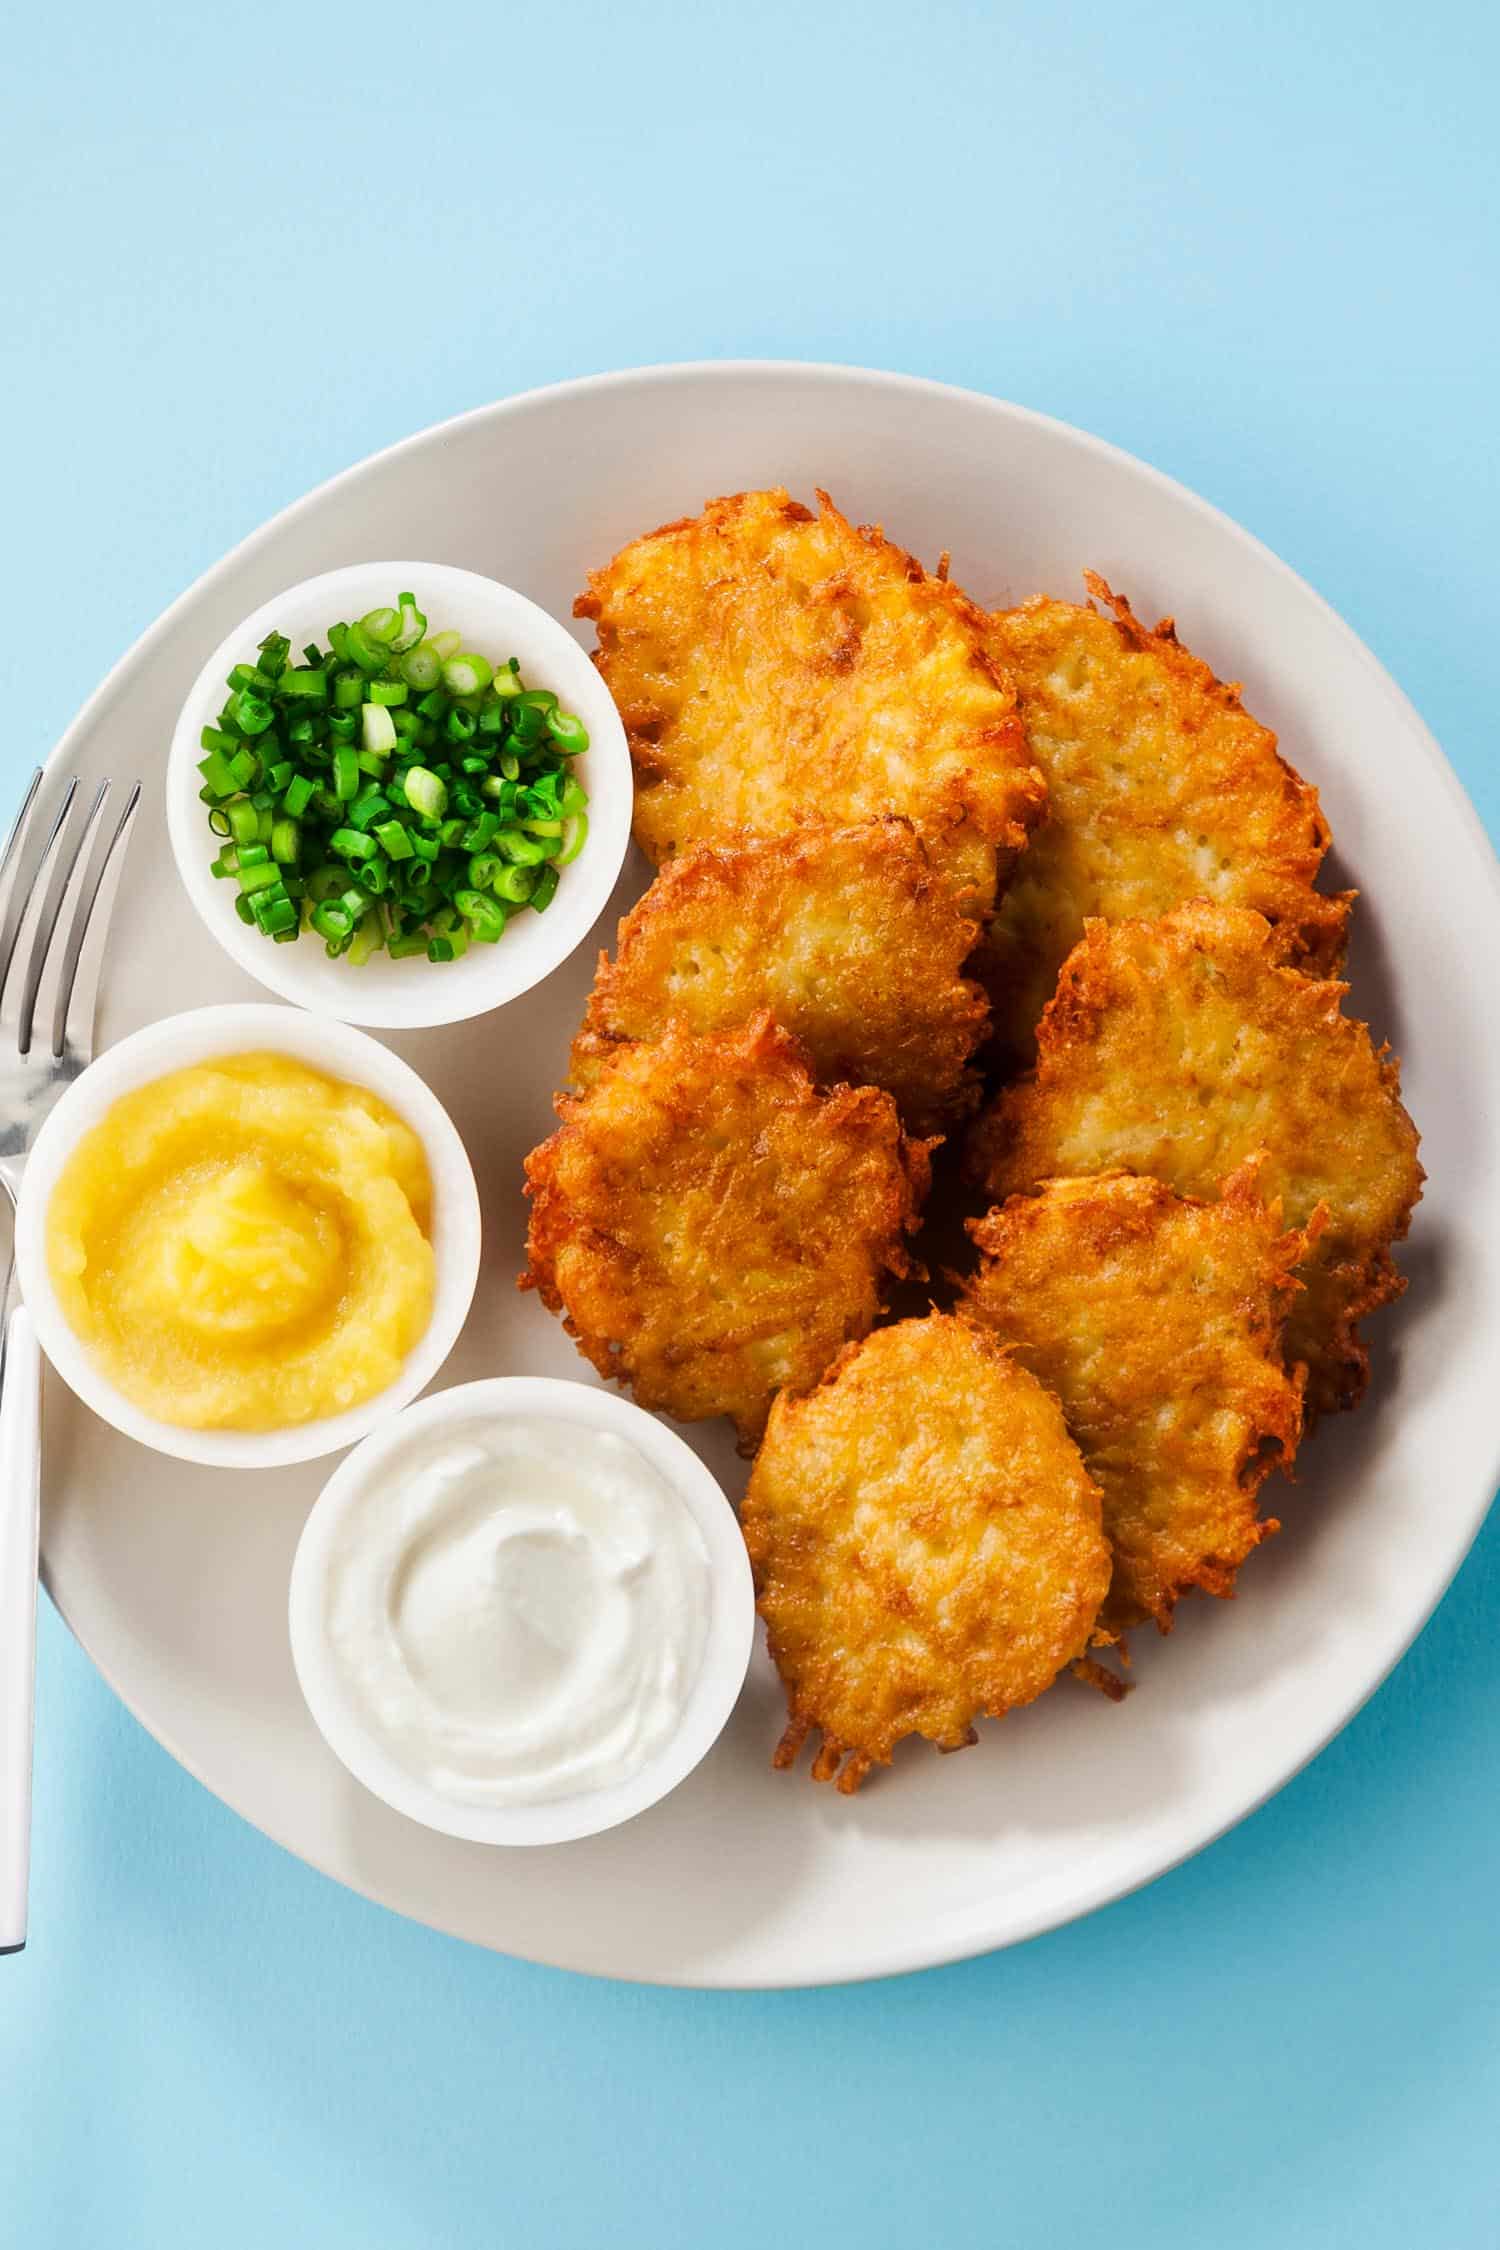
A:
0,1306,40,1954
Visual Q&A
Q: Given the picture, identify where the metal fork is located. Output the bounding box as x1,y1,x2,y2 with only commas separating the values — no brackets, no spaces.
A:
0,768,140,1954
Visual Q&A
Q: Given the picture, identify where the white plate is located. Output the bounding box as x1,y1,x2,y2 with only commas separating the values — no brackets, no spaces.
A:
36,362,1500,1989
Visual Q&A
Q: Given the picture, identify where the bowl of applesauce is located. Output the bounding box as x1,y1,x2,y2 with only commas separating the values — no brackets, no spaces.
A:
13,1005,481,1468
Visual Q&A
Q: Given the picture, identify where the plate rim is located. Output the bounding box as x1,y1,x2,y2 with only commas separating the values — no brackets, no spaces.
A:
35,359,1500,1988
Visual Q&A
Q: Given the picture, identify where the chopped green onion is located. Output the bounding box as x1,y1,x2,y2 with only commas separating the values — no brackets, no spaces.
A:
361,702,398,755
547,710,589,754
455,888,508,940
279,668,328,702
343,622,388,673
198,592,590,963
403,766,448,821
349,786,389,831
228,689,275,736
198,749,237,797
443,651,493,698
255,893,299,936
390,593,427,653
309,901,354,944
399,642,443,691
348,914,386,966
491,863,537,905
557,811,589,864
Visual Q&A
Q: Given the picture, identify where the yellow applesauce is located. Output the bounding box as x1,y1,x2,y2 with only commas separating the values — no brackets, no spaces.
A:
45,1053,435,1430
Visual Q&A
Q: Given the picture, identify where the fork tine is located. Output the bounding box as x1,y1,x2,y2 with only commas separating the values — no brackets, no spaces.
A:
51,781,141,1061
17,780,109,1056
0,779,79,1018
0,772,50,1004
0,772,42,901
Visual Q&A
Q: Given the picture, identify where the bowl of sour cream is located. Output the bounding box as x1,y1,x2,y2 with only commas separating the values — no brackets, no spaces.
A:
288,1377,754,1845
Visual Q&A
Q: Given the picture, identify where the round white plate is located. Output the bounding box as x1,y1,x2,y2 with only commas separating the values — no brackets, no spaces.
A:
37,363,1500,1988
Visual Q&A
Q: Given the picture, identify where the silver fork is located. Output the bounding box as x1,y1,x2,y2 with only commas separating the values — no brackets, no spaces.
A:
0,768,140,1954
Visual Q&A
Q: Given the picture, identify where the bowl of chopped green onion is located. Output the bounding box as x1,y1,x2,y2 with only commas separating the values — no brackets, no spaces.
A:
167,561,631,1027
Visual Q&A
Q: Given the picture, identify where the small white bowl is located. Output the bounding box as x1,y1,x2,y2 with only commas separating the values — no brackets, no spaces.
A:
166,561,631,1030
288,1378,755,1847
13,1004,481,1469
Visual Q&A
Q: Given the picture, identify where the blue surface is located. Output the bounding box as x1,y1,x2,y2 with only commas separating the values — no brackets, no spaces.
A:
3,3,1498,2242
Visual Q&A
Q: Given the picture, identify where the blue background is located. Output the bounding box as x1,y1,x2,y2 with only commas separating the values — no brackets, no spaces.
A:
3,3,1498,2243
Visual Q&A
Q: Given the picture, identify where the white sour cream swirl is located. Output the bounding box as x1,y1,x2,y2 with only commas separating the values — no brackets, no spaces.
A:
324,1419,711,1808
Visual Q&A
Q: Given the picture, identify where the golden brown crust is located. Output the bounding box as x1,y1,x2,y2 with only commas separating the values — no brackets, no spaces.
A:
975,577,1353,1062
742,1313,1111,1789
963,1165,1309,1635
966,903,1423,1417
521,1015,932,1448
575,487,1047,915
570,818,990,1132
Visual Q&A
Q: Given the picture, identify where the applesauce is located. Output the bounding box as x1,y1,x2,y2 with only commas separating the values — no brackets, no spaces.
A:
45,1052,435,1430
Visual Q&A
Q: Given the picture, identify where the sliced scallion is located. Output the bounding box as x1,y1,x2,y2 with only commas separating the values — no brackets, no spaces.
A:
197,590,590,965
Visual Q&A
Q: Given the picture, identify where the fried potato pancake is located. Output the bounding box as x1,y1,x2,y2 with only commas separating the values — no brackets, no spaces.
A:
575,488,1046,915
966,903,1423,1416
742,1313,1110,1791
976,577,1352,1062
963,1167,1309,1636
522,1015,931,1447
570,818,989,1132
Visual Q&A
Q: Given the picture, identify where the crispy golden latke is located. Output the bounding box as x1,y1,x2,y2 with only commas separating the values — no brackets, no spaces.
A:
575,487,1046,915
742,1313,1111,1791
966,903,1423,1417
521,1015,931,1447
963,1166,1310,1636
570,818,989,1132
976,576,1352,1062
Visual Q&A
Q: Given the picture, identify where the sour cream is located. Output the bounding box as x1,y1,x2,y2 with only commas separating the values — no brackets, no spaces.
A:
322,1419,712,1809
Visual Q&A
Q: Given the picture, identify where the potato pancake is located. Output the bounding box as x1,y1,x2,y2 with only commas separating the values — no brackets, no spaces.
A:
522,1015,931,1447
966,903,1423,1416
963,1168,1309,1635
742,1313,1110,1791
976,577,1352,1062
570,818,989,1131
575,487,1046,915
